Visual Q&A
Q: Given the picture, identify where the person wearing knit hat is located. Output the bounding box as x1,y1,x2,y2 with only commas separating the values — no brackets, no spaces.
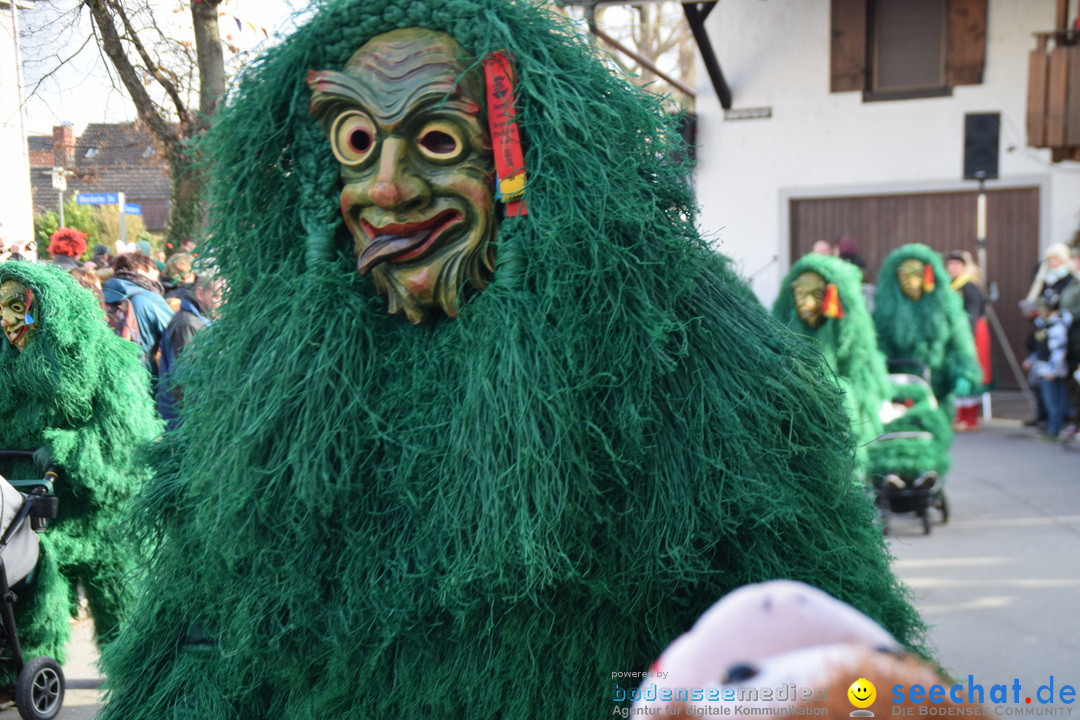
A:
1023,242,1075,311
97,2,925,718
90,243,110,266
1025,292,1072,439
47,227,87,271
1020,242,1078,427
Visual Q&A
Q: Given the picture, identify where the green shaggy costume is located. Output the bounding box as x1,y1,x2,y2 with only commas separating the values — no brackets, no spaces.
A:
99,1,923,717
0,262,159,663
868,377,953,483
772,255,952,488
772,255,891,474
873,244,982,414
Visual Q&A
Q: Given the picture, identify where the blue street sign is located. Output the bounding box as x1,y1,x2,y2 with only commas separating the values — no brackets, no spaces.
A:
124,204,142,216
76,192,119,205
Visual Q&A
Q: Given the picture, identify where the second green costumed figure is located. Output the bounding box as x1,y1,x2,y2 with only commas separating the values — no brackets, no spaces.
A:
99,1,924,718
772,254,892,475
0,262,159,665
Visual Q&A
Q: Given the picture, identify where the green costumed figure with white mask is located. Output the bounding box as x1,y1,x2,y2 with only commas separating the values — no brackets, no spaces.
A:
0,262,159,668
98,1,925,718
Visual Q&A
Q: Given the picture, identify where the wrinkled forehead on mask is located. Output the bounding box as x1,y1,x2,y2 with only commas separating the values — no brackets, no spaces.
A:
341,28,486,123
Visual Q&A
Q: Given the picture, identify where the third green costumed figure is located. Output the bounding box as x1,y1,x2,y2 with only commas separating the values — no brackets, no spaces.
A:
100,0,924,717
873,244,982,418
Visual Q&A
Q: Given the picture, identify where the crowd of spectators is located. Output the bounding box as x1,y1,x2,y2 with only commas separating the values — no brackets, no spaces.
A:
1021,242,1080,439
0,228,219,430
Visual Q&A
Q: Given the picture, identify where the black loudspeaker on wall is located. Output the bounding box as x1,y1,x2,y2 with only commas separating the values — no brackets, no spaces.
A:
963,112,1000,180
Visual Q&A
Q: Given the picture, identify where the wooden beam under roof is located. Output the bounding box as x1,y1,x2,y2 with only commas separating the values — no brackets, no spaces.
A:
558,0,731,108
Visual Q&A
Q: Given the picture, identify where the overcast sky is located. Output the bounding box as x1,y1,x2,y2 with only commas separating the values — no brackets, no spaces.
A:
18,0,304,136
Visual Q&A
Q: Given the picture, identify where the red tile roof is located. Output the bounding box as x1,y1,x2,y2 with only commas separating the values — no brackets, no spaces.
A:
28,123,172,231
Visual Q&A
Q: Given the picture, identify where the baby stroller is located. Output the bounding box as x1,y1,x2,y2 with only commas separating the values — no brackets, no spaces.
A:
867,361,951,535
0,450,64,720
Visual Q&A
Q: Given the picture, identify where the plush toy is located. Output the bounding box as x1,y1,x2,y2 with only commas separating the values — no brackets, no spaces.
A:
0,262,159,664
633,580,967,719
772,255,892,475
98,1,924,718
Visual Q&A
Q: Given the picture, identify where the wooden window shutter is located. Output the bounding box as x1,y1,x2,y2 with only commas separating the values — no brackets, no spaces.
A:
945,0,987,86
831,0,868,92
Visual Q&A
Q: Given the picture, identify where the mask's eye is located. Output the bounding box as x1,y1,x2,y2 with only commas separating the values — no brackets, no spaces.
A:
416,122,463,162
330,111,376,165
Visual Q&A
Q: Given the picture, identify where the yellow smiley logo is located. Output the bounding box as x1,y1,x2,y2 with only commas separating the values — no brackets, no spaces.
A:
848,677,877,709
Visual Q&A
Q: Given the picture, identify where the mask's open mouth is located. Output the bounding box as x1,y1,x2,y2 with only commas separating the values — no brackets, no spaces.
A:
357,210,461,275
5,324,27,349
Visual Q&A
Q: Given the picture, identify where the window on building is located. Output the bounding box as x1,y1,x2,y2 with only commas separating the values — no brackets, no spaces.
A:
871,0,947,96
830,0,987,101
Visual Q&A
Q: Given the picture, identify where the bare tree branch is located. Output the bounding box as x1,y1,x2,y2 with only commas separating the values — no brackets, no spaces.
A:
580,1,695,108
105,0,191,128
22,0,235,242
22,31,97,101
84,0,181,151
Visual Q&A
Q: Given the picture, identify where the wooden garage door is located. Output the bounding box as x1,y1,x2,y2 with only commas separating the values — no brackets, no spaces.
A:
790,187,1040,390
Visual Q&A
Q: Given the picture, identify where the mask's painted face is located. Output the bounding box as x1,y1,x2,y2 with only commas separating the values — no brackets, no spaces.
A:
0,280,35,351
309,28,495,324
792,271,826,329
897,259,925,301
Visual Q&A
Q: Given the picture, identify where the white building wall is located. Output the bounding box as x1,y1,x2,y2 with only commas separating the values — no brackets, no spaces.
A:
695,0,1080,305
0,1,35,247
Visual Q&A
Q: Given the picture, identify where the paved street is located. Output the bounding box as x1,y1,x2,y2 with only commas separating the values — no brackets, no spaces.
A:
4,414,1076,719
0,615,100,719
887,419,1080,705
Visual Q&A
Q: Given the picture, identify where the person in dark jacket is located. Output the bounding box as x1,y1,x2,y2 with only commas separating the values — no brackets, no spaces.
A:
944,250,986,325
157,271,220,428
944,250,990,430
102,253,174,377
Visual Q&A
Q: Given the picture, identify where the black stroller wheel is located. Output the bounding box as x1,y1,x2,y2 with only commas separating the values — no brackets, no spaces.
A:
935,492,949,523
15,656,64,720
919,508,931,535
